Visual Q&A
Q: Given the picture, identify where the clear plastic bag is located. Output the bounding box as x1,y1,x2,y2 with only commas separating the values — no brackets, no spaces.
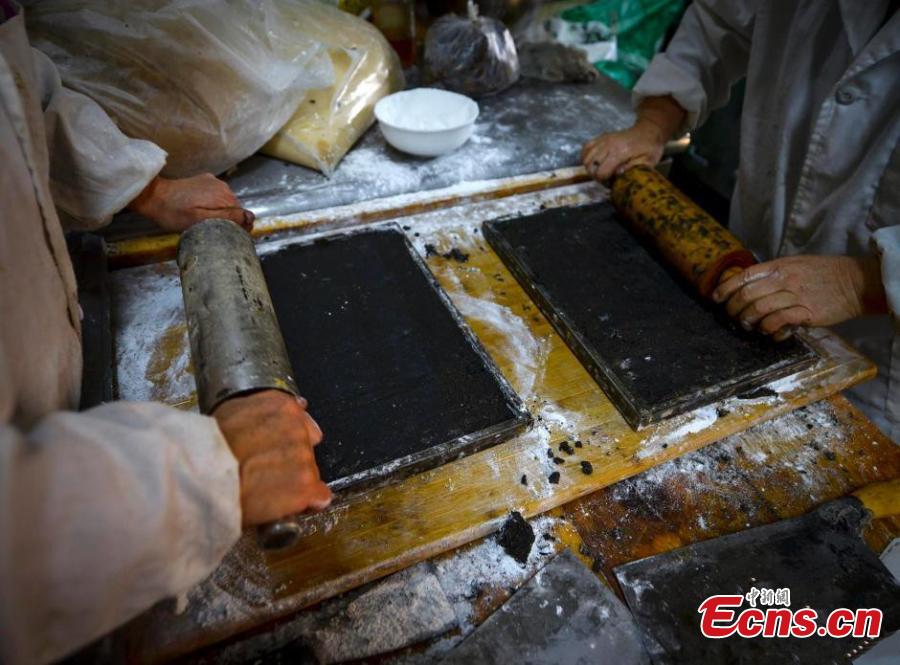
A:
425,1,520,98
260,1,404,176
24,0,337,177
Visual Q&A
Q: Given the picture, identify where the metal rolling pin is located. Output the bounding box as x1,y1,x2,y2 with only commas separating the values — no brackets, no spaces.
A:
177,219,304,550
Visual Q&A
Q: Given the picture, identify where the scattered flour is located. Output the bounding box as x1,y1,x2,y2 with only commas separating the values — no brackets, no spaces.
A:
306,566,458,664
611,400,852,525
110,262,195,407
201,564,456,665
182,533,278,630
430,514,562,631
635,366,815,461
769,374,802,394
452,292,548,400
197,514,565,663
638,404,719,459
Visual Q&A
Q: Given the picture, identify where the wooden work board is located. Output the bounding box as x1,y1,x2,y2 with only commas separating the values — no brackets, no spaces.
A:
107,180,877,661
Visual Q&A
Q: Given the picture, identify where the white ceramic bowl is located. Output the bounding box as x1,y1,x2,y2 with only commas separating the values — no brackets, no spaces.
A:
374,88,479,157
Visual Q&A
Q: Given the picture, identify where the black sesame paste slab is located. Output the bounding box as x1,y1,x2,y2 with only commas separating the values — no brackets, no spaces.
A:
260,226,529,492
483,202,815,429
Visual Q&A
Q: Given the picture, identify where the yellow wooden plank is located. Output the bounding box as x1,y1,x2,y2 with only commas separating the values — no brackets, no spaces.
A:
115,185,876,662
107,167,590,269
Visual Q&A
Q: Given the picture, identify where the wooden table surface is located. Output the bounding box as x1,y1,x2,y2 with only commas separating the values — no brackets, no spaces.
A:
107,179,888,662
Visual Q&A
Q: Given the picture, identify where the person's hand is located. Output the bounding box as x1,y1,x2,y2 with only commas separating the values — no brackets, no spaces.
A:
128,174,255,233
582,95,686,182
582,120,668,181
212,390,332,527
712,255,887,341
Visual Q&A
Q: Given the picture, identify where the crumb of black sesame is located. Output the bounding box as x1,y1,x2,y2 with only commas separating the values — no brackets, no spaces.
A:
548,471,560,484
580,461,593,475
559,441,575,455
574,440,583,448
553,456,565,465
547,448,555,458
520,474,527,485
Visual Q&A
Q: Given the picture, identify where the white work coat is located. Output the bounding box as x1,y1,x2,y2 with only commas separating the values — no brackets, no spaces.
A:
634,0,900,441
0,9,241,664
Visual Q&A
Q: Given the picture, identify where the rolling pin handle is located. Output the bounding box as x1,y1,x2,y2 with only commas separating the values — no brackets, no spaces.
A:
257,517,303,550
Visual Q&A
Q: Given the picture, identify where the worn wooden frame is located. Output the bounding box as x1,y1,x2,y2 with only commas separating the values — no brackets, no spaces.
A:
257,224,530,493
483,207,817,429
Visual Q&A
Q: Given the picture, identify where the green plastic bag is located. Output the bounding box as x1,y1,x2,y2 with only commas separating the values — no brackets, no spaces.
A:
559,0,685,88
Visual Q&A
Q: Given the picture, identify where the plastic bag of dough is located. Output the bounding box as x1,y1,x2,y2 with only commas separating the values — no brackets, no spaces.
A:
24,0,335,177
424,0,519,98
260,3,404,176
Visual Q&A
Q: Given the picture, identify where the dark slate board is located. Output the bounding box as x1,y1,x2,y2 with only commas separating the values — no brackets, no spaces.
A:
260,226,529,491
614,498,900,664
443,550,650,665
483,202,815,429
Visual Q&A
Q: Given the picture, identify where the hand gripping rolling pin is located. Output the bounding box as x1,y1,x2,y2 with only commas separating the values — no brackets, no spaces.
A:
610,165,756,299
177,219,304,551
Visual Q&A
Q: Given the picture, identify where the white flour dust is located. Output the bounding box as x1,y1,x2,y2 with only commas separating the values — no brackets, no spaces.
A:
640,404,719,456
110,262,195,407
453,292,547,400
614,400,853,522
431,514,562,631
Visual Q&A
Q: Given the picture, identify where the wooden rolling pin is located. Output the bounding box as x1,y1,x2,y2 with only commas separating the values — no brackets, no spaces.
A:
610,166,756,299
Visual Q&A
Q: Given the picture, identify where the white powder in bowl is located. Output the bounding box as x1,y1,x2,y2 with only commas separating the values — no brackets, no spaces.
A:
375,87,479,132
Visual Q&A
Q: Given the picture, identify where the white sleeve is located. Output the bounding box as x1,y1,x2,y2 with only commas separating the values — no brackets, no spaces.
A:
870,145,900,332
0,402,241,665
31,47,167,231
873,226,900,330
871,224,900,441
632,0,757,132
